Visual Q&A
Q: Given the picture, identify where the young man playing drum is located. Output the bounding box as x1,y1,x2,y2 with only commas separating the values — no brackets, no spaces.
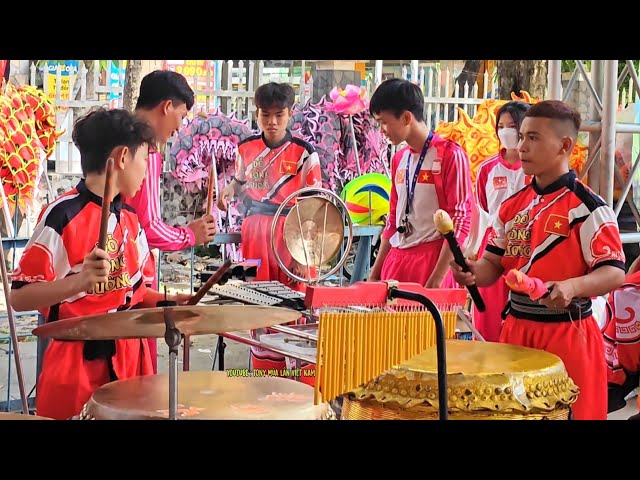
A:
10,108,192,420
451,100,626,420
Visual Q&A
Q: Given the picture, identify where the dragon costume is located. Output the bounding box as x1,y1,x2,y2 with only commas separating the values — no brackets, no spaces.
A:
0,82,62,216
169,97,389,233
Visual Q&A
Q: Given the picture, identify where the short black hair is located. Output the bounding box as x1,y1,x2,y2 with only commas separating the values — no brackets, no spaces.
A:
255,82,295,110
495,101,531,136
72,107,156,176
525,100,581,138
136,70,195,111
369,78,424,122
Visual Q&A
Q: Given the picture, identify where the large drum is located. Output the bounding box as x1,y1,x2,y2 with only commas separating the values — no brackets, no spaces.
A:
79,371,334,420
342,340,579,420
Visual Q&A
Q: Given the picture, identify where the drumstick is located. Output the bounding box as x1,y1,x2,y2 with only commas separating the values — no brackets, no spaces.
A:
206,164,215,216
434,209,486,312
98,157,115,250
187,259,233,306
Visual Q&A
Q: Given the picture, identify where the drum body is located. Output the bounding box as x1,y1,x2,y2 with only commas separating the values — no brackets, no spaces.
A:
342,340,579,420
79,371,334,420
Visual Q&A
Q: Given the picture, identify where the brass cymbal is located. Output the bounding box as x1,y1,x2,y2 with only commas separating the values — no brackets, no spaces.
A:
283,196,344,267
85,371,328,420
32,305,300,341
0,412,52,420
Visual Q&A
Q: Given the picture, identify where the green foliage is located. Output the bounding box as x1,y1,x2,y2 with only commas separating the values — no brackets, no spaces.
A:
561,60,640,76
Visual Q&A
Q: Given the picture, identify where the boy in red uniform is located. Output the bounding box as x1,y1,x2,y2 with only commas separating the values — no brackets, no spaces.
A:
217,82,321,378
367,78,473,288
451,100,626,420
10,108,191,420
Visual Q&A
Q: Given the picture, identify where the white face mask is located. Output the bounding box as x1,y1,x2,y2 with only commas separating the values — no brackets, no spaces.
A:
498,128,519,150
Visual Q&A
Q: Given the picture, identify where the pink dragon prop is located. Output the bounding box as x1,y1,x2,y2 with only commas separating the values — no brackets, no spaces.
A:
169,97,390,236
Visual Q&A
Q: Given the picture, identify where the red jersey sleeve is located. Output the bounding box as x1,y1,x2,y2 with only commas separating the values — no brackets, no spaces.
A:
234,147,246,181
137,226,156,289
302,151,322,188
579,204,626,271
11,211,70,287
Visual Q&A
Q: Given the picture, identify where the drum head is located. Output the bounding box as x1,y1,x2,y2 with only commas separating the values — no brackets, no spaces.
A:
400,339,566,375
86,371,328,420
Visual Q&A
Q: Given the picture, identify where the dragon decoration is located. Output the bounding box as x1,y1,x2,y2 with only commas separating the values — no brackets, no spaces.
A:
434,90,589,186
168,88,590,237
169,87,389,235
0,82,62,217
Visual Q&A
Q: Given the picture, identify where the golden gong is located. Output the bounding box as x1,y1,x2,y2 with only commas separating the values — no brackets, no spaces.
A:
283,196,345,267
341,340,579,420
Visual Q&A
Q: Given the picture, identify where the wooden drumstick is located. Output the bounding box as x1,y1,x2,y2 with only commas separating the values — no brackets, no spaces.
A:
98,157,115,250
182,257,232,373
206,163,215,216
187,258,233,306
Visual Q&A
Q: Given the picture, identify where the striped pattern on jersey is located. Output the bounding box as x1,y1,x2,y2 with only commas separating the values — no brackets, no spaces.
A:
11,179,155,322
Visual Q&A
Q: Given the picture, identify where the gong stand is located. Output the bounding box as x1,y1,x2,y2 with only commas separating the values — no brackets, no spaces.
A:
271,187,353,287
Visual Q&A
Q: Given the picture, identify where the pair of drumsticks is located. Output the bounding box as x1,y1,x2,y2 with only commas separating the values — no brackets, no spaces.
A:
97,157,230,305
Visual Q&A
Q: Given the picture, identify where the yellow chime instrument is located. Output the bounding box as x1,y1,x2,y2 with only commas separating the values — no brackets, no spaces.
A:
272,188,468,420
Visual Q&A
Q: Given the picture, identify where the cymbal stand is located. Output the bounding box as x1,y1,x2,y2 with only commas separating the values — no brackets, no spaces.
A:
159,290,180,420
0,231,29,415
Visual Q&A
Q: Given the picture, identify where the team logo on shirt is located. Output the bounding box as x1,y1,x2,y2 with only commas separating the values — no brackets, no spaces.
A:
395,169,405,184
247,157,271,190
493,176,507,189
589,222,625,264
505,211,531,258
88,233,132,295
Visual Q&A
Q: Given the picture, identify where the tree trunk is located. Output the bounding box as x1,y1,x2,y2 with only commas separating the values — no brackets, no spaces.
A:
123,60,143,111
497,60,547,100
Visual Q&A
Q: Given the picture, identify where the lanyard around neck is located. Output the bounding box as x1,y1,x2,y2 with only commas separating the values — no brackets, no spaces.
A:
404,131,433,217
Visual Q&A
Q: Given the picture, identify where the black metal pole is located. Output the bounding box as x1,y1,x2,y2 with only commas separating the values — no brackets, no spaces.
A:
388,288,448,421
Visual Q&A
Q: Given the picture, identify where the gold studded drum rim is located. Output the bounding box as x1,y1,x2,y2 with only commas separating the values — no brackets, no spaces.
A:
349,340,579,414
341,397,571,420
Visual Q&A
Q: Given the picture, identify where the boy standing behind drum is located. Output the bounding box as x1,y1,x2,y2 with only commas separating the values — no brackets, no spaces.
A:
10,108,192,420
451,100,626,420
216,82,322,377
368,78,473,288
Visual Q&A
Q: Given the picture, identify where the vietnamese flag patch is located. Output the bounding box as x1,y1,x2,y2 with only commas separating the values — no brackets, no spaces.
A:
544,214,570,237
279,160,297,175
